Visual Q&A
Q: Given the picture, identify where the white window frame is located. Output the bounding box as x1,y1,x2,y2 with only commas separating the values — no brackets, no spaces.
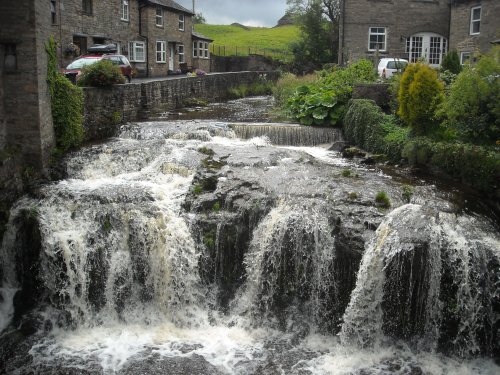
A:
155,7,163,27
156,41,166,63
178,44,185,63
121,0,129,21
460,51,472,65
192,42,198,57
368,27,386,52
204,42,209,58
179,14,185,31
128,41,145,62
470,6,481,35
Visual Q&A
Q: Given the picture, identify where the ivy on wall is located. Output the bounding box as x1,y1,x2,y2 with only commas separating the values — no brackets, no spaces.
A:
45,37,84,153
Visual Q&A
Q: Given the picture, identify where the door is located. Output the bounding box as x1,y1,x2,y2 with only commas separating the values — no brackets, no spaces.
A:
169,44,175,71
406,33,447,67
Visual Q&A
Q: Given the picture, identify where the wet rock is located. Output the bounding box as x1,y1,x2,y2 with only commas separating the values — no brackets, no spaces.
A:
121,353,224,375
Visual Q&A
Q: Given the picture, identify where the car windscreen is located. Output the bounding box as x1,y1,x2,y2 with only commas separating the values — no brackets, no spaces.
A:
66,57,101,69
387,61,408,69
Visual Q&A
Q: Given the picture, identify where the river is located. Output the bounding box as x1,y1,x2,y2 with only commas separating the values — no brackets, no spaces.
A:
0,97,499,374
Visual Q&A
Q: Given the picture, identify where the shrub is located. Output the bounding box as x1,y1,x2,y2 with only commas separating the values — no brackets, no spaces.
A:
343,99,409,162
375,191,391,208
397,63,444,135
272,72,318,107
441,50,462,75
45,37,84,152
438,50,499,144
286,59,377,126
78,60,125,87
402,137,500,192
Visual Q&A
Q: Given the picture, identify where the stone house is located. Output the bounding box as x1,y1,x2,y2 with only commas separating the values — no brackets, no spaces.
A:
51,0,211,76
449,0,500,64
339,0,499,66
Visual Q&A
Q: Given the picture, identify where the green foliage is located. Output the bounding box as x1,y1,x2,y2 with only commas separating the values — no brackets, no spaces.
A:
441,50,462,75
348,191,359,200
343,99,409,162
78,60,125,87
397,63,444,135
341,169,352,177
45,37,84,152
401,184,415,203
273,72,318,107
375,191,391,208
198,147,215,156
183,97,209,107
194,24,299,60
193,12,206,24
286,60,376,126
438,50,500,144
212,202,221,212
227,81,273,99
193,184,203,195
402,138,500,192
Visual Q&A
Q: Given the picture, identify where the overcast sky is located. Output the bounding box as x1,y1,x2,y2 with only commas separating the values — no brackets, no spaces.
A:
175,0,289,27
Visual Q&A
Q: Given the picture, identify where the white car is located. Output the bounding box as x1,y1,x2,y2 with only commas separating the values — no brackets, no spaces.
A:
377,58,409,78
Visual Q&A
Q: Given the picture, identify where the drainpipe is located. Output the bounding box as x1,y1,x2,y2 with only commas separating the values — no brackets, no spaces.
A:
339,0,346,65
139,2,149,77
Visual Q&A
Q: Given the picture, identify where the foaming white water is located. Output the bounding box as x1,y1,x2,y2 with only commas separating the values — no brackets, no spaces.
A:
281,146,352,167
235,200,337,325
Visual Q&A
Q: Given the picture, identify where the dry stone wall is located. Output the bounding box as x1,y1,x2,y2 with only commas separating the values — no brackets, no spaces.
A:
82,71,280,141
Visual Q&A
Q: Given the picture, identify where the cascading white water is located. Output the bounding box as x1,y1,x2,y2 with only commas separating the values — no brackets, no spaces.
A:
340,204,500,357
235,200,337,328
0,107,499,374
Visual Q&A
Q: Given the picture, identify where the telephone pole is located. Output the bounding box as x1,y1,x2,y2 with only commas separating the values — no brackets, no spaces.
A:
192,0,195,13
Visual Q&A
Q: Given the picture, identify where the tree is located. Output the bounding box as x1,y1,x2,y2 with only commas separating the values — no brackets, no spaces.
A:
287,0,339,72
193,12,206,24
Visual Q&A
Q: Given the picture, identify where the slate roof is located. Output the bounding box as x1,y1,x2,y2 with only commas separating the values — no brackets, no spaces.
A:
192,31,213,42
146,0,194,15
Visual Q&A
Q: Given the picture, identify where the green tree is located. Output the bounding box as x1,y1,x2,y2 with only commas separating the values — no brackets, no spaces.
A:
397,63,444,135
441,50,462,75
288,0,338,72
439,48,500,143
193,12,206,24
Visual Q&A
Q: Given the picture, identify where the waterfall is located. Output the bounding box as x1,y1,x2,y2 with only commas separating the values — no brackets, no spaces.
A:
340,204,500,357
235,200,340,330
230,123,343,146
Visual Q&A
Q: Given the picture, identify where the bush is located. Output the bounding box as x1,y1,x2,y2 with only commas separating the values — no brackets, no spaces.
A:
45,37,84,152
375,191,391,208
402,138,500,192
343,99,409,162
286,59,377,126
438,49,499,144
78,60,125,87
272,72,318,107
397,63,444,135
441,50,462,75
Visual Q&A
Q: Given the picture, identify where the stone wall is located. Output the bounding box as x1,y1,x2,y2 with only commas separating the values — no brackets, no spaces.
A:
82,71,280,141
352,83,391,110
211,55,281,73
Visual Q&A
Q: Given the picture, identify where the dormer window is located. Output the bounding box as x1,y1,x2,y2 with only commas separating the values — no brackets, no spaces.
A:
121,0,129,21
155,8,163,27
470,6,481,35
179,14,185,31
82,0,93,15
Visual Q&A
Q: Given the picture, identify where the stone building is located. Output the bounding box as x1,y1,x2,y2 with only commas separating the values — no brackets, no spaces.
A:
339,0,450,66
339,0,499,66
449,0,500,64
51,0,211,76
0,0,55,169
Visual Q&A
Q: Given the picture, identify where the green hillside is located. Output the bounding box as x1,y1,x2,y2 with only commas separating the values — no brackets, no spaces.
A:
194,24,299,59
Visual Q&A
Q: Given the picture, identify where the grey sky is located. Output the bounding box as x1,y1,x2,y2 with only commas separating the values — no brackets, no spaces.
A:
175,0,289,27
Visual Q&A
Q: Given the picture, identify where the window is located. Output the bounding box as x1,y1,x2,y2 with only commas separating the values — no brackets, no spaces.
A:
368,27,386,51
193,42,198,57
50,0,57,24
128,41,145,62
178,44,185,63
429,36,446,65
406,36,423,63
179,14,185,31
155,8,163,27
461,52,472,65
3,44,17,72
121,0,129,21
82,0,92,14
204,42,209,58
193,41,210,59
470,6,481,35
156,41,166,63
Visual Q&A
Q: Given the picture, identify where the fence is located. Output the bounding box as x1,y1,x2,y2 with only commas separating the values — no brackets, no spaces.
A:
209,44,293,61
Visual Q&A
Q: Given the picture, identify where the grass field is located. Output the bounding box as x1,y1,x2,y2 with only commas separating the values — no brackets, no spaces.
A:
194,24,300,59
